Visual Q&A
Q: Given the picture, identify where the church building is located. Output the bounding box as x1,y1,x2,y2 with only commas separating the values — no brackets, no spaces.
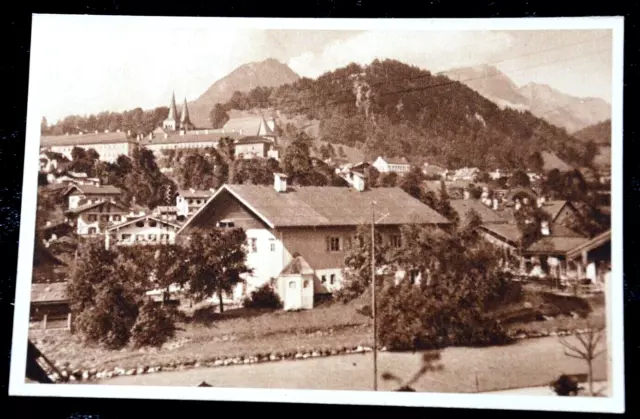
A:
162,92,196,132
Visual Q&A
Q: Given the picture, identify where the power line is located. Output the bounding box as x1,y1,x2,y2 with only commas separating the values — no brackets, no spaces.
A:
268,48,610,117
264,34,611,109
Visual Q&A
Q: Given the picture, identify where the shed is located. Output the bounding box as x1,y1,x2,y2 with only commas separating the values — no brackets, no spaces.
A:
276,255,315,311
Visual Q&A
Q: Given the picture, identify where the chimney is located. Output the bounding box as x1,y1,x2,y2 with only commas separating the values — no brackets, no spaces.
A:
353,172,366,192
274,173,288,193
541,220,550,236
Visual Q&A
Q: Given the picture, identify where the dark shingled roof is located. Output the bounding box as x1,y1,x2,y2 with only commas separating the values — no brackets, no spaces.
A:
525,237,590,255
62,184,122,196
280,255,315,275
31,282,69,303
64,200,129,216
182,184,450,231
449,199,508,227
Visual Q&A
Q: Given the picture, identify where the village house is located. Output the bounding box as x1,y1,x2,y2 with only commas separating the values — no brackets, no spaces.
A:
234,136,278,160
152,206,181,223
40,131,138,164
64,200,130,236
47,171,100,187
176,188,216,218
447,167,480,181
30,282,72,331
62,184,122,210
177,173,450,309
449,199,508,228
372,156,411,174
105,214,181,248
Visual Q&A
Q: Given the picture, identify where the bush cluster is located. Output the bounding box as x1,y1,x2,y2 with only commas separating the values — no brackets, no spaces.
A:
242,284,283,309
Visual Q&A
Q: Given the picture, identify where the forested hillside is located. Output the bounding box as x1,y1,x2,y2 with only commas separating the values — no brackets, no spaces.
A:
573,119,612,145
217,59,594,171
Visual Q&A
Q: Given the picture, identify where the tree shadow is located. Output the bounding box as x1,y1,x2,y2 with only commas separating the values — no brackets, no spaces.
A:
188,306,277,327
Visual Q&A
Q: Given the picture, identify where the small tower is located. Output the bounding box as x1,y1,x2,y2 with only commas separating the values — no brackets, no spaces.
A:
163,92,179,132
180,97,195,131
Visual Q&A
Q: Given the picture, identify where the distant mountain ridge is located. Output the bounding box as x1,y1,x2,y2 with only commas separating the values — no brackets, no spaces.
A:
188,58,300,128
442,64,611,133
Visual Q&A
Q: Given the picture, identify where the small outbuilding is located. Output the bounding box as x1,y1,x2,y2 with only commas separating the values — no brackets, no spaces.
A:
276,255,315,311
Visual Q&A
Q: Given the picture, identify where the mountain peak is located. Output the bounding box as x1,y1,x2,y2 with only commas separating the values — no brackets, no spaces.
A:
186,59,300,128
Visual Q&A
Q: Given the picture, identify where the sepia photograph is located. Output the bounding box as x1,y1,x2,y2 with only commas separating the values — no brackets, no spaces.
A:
9,15,624,413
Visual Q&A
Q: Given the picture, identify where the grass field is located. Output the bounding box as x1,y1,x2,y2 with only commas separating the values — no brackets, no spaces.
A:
29,287,606,373
102,334,608,393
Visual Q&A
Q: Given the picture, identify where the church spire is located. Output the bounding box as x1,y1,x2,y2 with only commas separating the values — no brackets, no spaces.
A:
168,92,178,121
180,97,192,129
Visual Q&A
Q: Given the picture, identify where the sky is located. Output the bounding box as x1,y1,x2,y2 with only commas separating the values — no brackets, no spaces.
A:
29,16,614,123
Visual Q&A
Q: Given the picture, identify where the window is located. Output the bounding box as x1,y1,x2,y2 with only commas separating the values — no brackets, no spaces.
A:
148,234,157,241
149,220,157,227
288,281,296,289
122,234,131,241
87,227,97,235
330,274,336,285
136,234,145,241
390,234,402,248
100,215,109,222
321,275,327,283
217,221,235,228
345,236,353,250
135,221,144,228
113,215,121,222
88,214,97,222
269,240,276,252
250,238,257,253
160,234,169,241
327,237,341,252
303,280,310,288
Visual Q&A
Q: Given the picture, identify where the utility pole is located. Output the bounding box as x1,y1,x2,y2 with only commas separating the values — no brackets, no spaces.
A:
371,200,378,391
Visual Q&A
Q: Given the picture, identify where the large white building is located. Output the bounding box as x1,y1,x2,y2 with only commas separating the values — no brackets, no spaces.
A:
372,156,411,174
40,131,137,164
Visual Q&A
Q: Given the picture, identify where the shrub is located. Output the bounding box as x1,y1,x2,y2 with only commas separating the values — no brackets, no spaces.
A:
242,284,283,309
550,374,580,396
378,275,513,351
130,299,176,348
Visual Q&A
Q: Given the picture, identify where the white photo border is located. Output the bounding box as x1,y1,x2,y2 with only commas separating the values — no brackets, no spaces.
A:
9,14,625,414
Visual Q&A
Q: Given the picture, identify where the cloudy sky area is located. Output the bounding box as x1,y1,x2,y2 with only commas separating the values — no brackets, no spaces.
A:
30,17,613,123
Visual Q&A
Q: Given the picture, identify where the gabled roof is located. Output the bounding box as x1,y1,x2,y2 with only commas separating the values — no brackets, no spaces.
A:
64,200,129,215
167,92,179,121
177,188,216,198
542,200,575,220
479,222,583,247
31,282,69,304
541,151,573,172
107,215,181,232
179,184,450,233
525,237,590,255
449,199,508,227
566,229,611,260
280,255,315,276
62,184,122,196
